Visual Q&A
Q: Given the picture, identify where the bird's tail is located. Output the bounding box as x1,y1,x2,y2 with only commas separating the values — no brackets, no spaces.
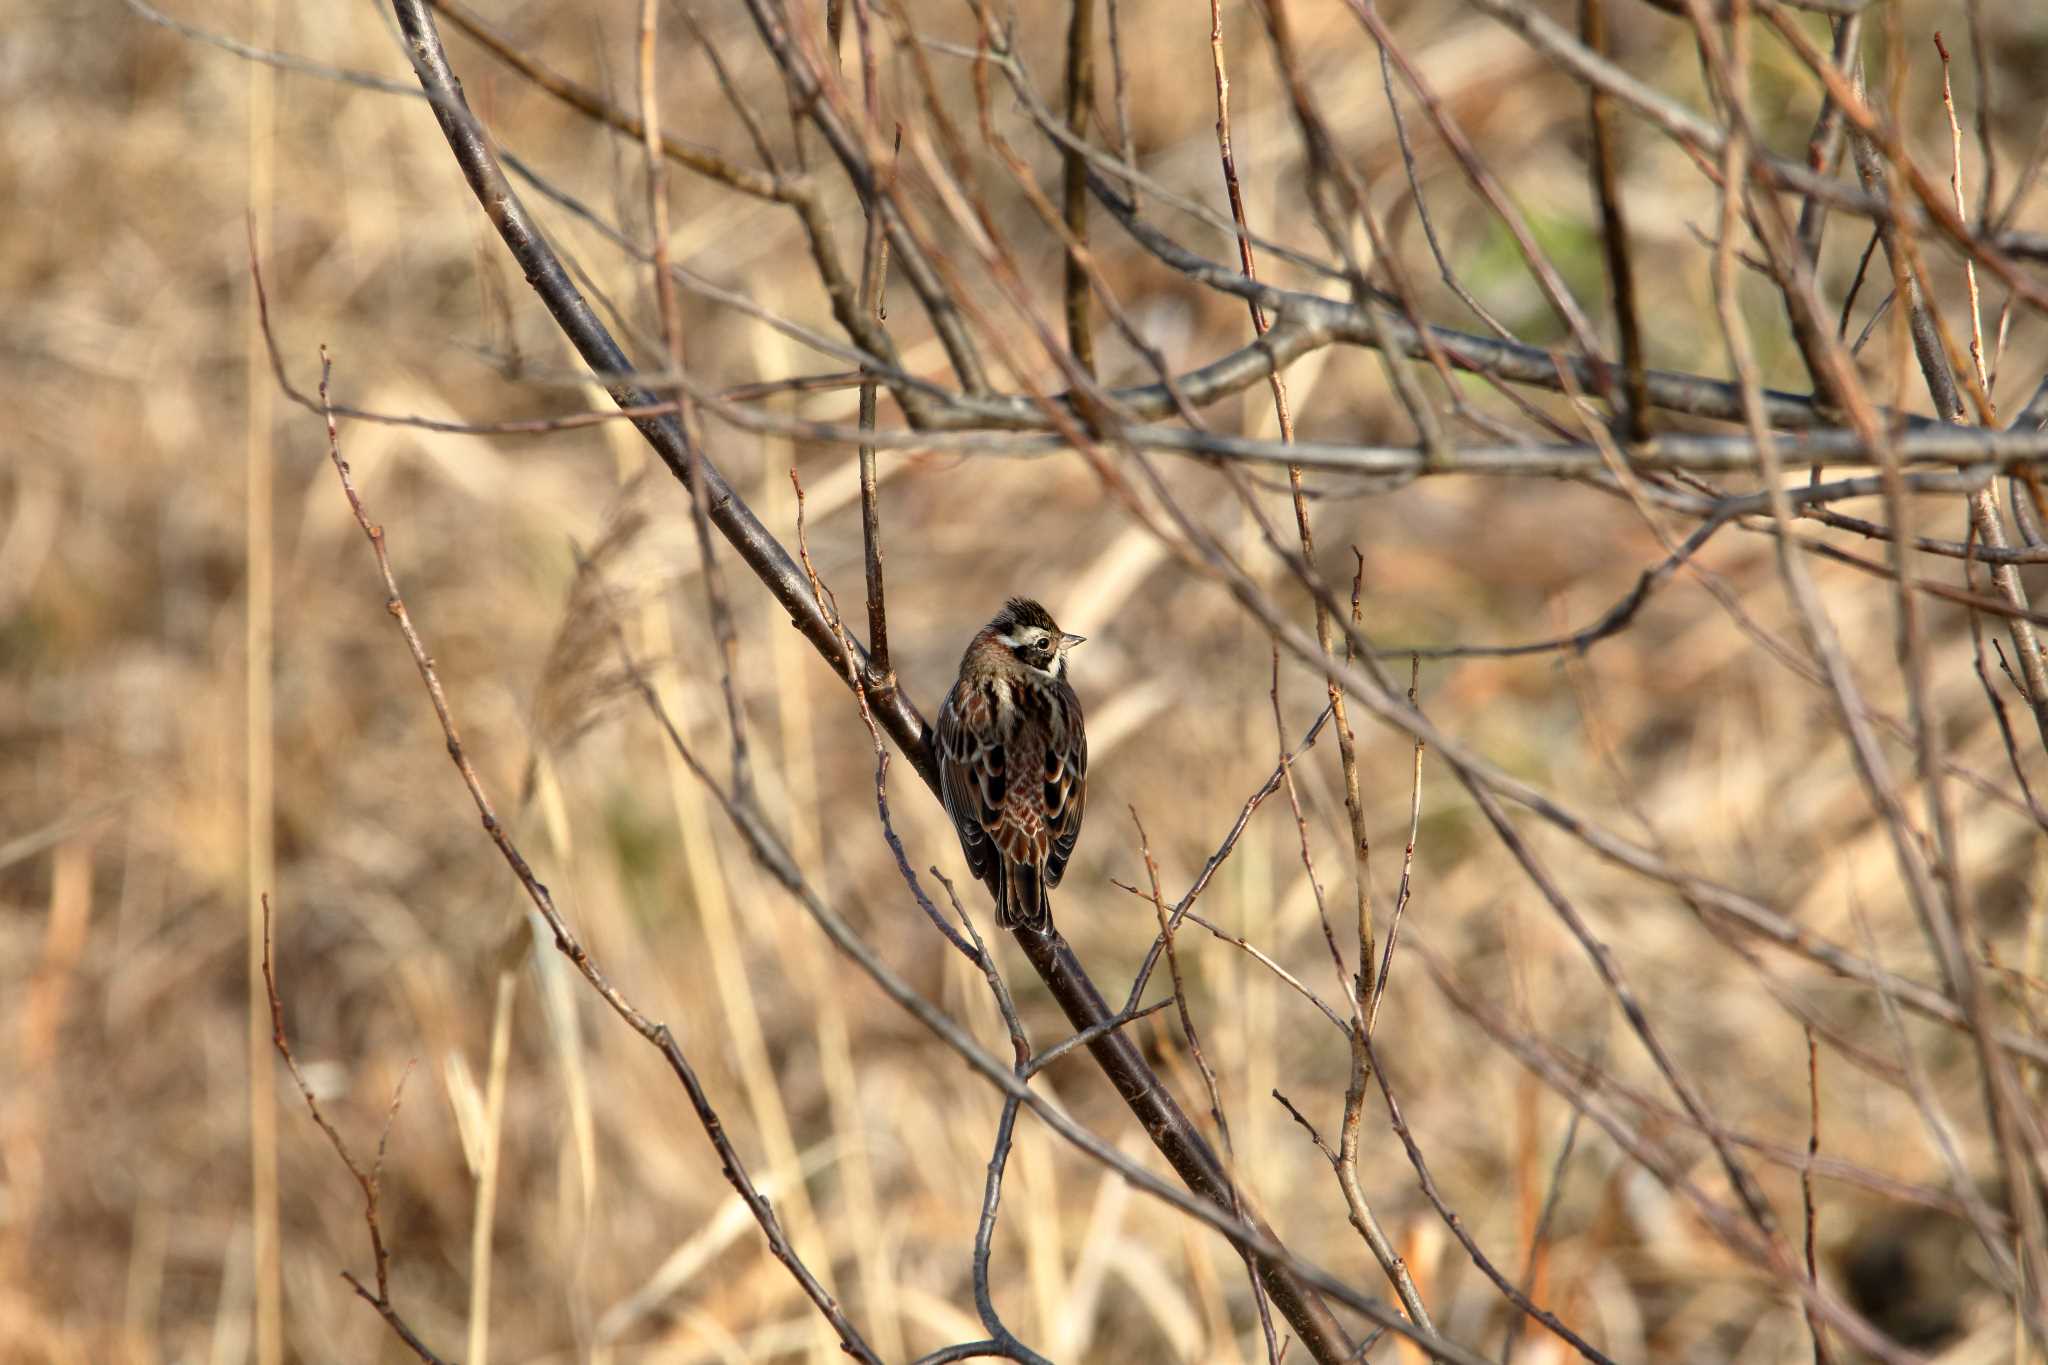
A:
997,860,1051,932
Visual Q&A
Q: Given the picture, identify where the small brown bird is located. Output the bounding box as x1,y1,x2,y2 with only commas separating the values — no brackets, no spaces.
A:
935,598,1089,932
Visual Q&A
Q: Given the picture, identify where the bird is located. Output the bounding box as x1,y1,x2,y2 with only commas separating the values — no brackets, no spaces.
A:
935,598,1089,933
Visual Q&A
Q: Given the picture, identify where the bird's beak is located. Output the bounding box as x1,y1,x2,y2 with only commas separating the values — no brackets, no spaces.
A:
1062,632,1086,649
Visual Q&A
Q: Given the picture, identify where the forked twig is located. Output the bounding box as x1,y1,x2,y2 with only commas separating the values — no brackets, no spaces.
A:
262,897,442,1364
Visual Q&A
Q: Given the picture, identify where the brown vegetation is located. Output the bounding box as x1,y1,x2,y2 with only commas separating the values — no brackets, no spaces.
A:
5,0,2048,1361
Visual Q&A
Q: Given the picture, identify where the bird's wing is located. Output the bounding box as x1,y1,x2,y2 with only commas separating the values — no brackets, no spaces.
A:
936,683,1004,887
1043,680,1087,887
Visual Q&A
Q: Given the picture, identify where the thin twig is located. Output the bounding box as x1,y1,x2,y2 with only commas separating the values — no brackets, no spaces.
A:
1800,1026,1835,1365
1360,1031,1616,1365
1583,0,1649,437
320,347,882,1364
1365,657,1423,1038
1132,805,1277,1364
851,22,897,686
262,898,443,1363
1061,0,1097,373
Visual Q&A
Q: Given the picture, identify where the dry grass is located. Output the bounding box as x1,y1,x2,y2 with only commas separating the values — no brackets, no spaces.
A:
5,1,2048,1361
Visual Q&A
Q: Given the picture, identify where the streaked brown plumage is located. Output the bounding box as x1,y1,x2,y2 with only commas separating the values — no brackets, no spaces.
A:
935,598,1088,932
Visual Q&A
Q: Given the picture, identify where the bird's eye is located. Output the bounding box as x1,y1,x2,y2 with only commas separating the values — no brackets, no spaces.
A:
1014,635,1053,666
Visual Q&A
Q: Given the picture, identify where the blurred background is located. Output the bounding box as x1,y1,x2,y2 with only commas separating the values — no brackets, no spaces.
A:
5,0,2048,1360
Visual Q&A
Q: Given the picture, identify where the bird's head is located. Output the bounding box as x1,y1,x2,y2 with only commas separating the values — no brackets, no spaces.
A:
984,597,1085,680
